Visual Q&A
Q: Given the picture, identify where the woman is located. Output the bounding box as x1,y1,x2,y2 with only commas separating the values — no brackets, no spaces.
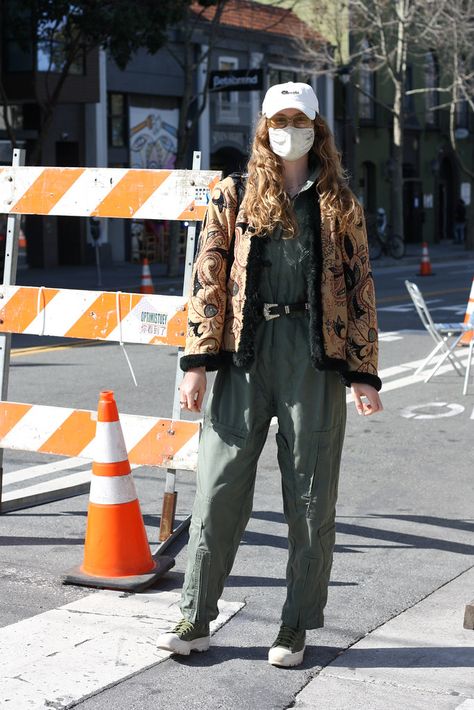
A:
157,82,383,667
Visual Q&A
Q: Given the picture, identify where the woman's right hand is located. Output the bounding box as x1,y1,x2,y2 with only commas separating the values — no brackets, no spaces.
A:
179,367,207,413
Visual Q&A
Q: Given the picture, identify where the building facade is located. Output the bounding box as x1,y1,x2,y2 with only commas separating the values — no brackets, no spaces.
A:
0,0,332,268
335,46,474,246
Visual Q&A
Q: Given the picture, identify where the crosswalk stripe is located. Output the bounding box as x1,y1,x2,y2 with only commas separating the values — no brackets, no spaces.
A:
0,590,243,709
3,456,88,484
347,353,469,401
1,469,91,505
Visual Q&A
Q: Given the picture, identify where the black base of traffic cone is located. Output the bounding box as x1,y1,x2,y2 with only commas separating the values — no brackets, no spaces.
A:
62,553,175,592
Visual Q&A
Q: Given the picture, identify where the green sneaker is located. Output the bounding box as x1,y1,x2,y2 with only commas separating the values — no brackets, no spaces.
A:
157,618,210,656
268,624,306,667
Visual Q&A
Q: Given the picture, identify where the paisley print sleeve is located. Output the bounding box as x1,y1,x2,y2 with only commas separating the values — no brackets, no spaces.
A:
180,177,238,372
341,206,382,391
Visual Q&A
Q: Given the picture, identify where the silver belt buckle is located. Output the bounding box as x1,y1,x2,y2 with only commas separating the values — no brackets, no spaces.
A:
263,303,279,320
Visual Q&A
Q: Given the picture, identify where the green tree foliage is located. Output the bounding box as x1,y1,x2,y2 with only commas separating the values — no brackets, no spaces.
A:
2,0,220,162
6,0,218,69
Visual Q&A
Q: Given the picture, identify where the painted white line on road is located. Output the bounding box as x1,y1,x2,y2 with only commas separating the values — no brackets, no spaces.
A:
3,456,89,485
0,590,243,709
346,353,470,403
378,331,404,342
1,469,91,503
378,299,442,313
269,353,469,426
435,304,466,314
400,402,465,419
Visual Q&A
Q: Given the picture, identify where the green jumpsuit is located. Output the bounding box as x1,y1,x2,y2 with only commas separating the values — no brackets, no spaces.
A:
181,173,347,630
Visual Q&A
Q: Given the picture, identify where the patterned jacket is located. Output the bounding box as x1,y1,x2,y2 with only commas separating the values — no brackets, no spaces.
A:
180,175,382,391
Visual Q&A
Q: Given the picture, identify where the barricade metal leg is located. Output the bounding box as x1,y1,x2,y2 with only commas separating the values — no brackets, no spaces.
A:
157,151,202,549
0,148,25,513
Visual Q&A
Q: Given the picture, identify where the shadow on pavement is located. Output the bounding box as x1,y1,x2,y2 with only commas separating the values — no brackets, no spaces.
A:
168,643,344,670
331,646,474,668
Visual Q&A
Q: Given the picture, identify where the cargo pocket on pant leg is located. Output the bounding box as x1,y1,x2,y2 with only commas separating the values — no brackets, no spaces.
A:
282,553,325,630
184,516,212,624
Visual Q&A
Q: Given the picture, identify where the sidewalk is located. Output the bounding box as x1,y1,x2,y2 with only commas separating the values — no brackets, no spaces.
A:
13,240,474,295
295,566,474,710
16,259,185,295
373,240,474,269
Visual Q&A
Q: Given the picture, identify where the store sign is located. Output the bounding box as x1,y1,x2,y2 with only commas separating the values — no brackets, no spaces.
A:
210,69,263,92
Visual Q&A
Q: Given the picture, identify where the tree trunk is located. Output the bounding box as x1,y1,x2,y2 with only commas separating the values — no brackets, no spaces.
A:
167,31,195,278
391,85,405,240
390,0,406,242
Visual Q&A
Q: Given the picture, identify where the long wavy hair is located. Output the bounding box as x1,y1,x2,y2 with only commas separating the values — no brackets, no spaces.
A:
241,113,358,238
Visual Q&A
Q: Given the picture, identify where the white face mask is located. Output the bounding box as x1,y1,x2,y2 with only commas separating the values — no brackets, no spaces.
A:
268,126,315,161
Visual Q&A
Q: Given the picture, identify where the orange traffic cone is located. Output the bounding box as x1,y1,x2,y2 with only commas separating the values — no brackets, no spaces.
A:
418,242,433,276
460,276,474,346
140,258,155,294
63,390,174,591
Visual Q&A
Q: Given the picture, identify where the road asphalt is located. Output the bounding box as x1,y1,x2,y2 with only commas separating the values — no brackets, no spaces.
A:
0,239,472,709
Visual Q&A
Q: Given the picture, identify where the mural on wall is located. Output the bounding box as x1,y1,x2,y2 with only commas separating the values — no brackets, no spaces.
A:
128,107,179,262
129,107,178,170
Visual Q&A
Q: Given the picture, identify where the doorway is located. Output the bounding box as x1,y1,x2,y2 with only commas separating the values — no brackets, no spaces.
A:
56,141,83,264
436,158,455,241
403,179,424,243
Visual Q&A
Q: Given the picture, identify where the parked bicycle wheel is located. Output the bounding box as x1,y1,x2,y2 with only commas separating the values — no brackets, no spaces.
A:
368,234,382,260
389,235,405,259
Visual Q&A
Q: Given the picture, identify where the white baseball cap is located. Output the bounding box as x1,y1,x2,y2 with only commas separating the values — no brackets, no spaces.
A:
262,82,319,119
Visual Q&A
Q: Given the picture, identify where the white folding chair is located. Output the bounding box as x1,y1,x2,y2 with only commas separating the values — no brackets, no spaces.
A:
405,280,473,386
462,319,474,395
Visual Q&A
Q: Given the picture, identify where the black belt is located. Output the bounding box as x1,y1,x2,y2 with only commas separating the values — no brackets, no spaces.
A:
262,302,309,320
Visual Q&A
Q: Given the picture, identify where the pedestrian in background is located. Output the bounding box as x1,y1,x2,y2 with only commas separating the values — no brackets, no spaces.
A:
157,82,383,667
454,198,467,244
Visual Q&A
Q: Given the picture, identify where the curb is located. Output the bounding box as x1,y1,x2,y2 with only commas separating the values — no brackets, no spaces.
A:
373,251,474,269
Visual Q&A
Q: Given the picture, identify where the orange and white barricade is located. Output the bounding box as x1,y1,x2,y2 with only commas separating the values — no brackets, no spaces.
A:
460,276,474,346
0,149,221,564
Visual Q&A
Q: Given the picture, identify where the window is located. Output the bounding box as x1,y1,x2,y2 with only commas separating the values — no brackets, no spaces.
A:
424,51,438,126
404,65,415,119
108,93,127,148
358,38,375,121
3,1,34,71
268,68,312,87
456,96,469,130
0,105,23,132
3,4,84,74
36,17,85,75
217,57,239,123
456,59,469,130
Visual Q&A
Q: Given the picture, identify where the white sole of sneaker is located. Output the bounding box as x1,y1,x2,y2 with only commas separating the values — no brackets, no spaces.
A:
157,633,210,656
268,645,305,667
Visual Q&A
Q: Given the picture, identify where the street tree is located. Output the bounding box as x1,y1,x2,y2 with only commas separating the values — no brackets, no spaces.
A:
419,1,474,177
164,1,228,276
300,0,471,243
0,0,216,164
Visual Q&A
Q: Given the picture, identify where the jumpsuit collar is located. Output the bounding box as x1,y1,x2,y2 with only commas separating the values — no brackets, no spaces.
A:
294,157,321,196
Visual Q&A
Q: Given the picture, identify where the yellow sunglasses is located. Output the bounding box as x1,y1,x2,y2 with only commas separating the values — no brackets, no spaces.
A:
266,113,314,129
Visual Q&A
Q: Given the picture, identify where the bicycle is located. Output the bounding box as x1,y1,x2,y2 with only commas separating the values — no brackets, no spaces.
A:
366,211,405,260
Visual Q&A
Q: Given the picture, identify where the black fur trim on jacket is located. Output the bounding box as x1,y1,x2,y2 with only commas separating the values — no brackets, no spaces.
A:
305,189,347,374
232,233,267,369
340,370,382,391
180,352,223,372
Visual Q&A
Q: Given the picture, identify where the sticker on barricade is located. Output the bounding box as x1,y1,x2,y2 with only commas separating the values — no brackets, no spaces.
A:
0,167,221,221
0,402,200,471
0,286,188,346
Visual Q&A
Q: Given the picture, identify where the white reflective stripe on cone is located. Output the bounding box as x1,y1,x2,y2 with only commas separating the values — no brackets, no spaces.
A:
94,421,128,463
89,473,137,505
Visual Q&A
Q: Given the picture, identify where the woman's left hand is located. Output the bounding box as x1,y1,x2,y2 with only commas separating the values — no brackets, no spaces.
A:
351,383,383,416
